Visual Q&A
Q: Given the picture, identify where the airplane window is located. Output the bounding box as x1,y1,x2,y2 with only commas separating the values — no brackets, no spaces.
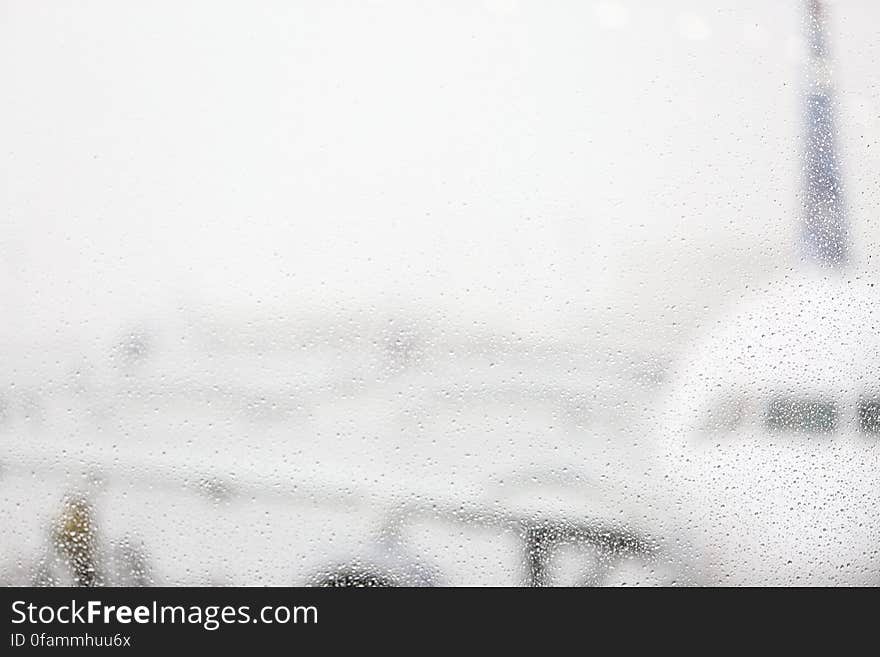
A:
765,398,838,434
858,398,880,434
4,0,880,589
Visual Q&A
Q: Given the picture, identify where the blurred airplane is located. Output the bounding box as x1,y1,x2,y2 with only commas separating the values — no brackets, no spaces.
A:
654,0,880,585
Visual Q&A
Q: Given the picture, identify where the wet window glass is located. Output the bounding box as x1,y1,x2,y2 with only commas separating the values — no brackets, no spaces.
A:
3,0,880,587
701,396,748,434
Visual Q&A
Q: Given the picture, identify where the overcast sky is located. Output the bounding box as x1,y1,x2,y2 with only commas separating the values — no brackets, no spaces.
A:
2,0,879,352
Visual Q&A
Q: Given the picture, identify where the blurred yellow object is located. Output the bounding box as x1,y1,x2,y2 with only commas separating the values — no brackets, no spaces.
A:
53,496,100,587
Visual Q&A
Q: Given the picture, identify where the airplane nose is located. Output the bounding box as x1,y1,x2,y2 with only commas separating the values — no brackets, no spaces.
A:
666,437,880,585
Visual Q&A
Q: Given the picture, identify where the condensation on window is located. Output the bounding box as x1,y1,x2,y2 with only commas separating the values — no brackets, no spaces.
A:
2,0,880,587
